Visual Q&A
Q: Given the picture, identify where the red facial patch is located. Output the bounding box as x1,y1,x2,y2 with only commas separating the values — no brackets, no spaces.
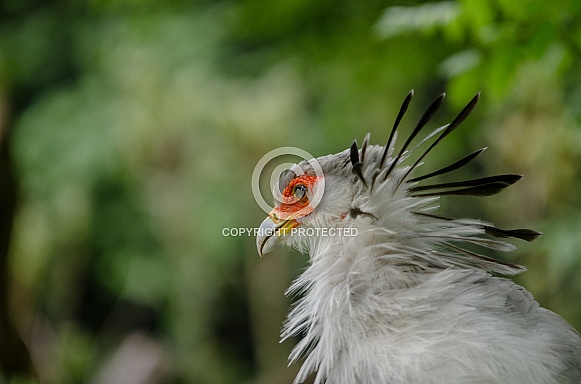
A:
273,175,319,220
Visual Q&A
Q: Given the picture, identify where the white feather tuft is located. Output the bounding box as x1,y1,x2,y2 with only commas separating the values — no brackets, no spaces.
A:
270,95,580,383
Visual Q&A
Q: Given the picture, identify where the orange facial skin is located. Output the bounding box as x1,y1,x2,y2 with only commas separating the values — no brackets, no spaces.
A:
272,175,319,221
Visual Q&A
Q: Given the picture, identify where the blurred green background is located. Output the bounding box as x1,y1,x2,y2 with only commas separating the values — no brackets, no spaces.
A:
0,0,580,383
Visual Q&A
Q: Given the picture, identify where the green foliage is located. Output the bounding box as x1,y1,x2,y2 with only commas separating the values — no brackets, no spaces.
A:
1,0,580,383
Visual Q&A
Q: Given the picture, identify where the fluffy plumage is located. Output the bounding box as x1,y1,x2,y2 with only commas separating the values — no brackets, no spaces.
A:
257,91,581,383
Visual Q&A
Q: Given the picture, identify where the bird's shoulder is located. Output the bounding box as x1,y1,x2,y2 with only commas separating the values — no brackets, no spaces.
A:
378,269,581,383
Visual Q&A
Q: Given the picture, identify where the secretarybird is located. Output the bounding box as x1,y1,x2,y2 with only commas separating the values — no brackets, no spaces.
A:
256,91,581,384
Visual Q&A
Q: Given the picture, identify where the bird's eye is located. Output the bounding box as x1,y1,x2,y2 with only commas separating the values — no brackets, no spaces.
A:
293,184,308,201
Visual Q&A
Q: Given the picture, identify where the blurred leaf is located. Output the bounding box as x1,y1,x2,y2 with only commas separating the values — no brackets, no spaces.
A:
375,2,461,38
438,49,482,78
485,47,520,100
459,0,493,34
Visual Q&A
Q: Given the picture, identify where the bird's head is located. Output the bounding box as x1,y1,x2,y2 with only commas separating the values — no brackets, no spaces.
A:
256,149,357,257
256,91,541,275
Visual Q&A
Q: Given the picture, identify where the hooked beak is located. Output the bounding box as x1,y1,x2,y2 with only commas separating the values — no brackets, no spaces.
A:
256,214,299,257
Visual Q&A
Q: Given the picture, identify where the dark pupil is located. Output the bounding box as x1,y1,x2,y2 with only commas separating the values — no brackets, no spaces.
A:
293,184,307,200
